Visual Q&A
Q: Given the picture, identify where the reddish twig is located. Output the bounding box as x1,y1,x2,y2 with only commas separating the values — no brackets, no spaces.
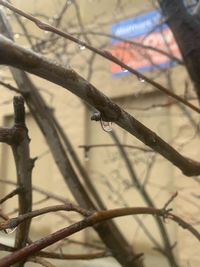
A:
0,206,199,267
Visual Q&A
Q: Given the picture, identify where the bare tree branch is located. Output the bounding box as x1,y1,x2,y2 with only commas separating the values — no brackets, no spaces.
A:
0,243,110,260
0,34,199,176
0,204,199,267
0,187,21,205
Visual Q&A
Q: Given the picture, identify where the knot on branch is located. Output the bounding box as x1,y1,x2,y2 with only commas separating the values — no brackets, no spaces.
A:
0,97,28,146
87,85,121,122
160,191,178,222
13,96,25,125
160,207,173,222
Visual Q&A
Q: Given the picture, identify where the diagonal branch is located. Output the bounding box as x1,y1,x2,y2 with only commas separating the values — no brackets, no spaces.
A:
0,205,199,267
0,34,199,176
0,0,199,114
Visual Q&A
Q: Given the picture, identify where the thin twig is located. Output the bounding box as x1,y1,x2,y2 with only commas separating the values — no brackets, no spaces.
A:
163,192,178,210
79,144,152,152
0,187,21,205
0,243,110,260
28,257,56,267
0,204,91,231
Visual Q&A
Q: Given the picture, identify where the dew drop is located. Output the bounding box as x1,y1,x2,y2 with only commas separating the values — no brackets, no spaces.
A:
14,33,20,39
79,44,86,50
4,227,17,234
67,0,72,5
100,119,113,132
84,148,89,161
53,15,59,20
138,77,145,83
121,67,128,73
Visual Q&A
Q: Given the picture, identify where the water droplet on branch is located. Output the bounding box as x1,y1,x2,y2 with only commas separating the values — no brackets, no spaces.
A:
79,43,86,50
100,119,113,132
14,33,20,39
121,67,128,73
84,148,89,161
4,227,17,234
138,77,145,83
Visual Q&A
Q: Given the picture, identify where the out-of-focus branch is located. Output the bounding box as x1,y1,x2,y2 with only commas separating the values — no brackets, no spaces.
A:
79,144,152,153
52,116,106,210
0,80,21,94
0,178,69,204
0,35,199,176
0,187,21,205
0,0,199,114
73,30,184,64
110,131,178,267
28,257,56,267
159,0,200,99
0,243,110,260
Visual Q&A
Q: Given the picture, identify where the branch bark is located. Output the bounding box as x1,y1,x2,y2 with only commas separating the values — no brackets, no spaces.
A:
0,34,199,176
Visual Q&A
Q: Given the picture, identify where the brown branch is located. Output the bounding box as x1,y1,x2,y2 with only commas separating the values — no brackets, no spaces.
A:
0,178,69,204
0,243,110,260
0,127,20,145
0,187,21,205
36,250,110,260
0,0,199,114
0,36,199,176
0,206,199,267
0,80,21,94
28,257,56,267
73,30,184,64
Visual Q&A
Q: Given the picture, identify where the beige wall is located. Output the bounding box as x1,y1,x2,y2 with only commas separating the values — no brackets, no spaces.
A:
0,1,199,267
